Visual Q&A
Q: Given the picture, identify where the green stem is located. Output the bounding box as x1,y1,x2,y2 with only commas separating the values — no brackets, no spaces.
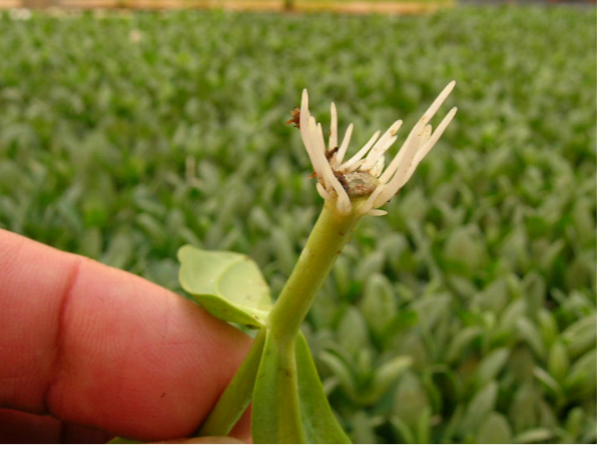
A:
195,328,267,437
268,204,360,342
275,339,305,443
272,336,305,443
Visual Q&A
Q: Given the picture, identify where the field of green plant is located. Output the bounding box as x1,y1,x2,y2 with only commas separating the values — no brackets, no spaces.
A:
0,6,596,444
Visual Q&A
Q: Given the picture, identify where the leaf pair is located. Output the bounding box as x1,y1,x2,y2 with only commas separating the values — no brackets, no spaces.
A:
179,246,351,444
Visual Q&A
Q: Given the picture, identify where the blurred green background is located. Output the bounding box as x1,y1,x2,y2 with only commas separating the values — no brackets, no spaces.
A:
0,5,596,443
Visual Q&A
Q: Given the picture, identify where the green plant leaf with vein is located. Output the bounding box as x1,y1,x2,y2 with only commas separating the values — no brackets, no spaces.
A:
296,333,352,444
178,245,273,327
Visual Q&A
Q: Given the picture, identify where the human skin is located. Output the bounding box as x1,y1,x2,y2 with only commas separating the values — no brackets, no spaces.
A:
0,229,251,443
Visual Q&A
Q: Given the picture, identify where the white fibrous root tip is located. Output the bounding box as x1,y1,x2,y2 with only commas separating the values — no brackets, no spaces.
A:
329,102,338,151
390,120,403,136
301,89,309,109
367,209,388,216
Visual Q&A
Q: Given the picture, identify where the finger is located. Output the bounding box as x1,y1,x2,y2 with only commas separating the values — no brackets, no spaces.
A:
62,420,112,443
0,229,251,441
0,408,111,443
0,408,60,443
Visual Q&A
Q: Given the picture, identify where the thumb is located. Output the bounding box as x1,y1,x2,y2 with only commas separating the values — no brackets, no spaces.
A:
159,436,245,444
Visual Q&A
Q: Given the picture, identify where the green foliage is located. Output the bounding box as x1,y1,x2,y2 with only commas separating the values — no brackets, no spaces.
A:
296,333,351,443
0,6,595,443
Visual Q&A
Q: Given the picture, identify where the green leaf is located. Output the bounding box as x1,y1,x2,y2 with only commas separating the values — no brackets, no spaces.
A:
547,340,569,383
513,428,555,443
349,411,378,444
367,356,413,404
196,329,267,437
393,372,430,428
561,315,597,359
178,245,272,327
580,417,598,444
359,273,397,337
390,416,416,444
443,225,487,274
533,367,563,398
475,348,510,386
460,382,498,435
295,333,352,443
446,327,482,363
336,306,369,357
440,404,465,443
509,383,540,432
565,407,585,440
252,331,305,443
516,317,545,359
475,413,512,444
319,350,356,400
415,407,432,444
565,348,596,395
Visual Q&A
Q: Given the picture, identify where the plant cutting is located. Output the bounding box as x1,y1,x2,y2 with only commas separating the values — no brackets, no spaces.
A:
3,11,595,443
112,82,456,444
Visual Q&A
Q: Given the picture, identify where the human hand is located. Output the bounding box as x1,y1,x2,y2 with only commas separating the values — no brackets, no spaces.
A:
0,229,251,443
